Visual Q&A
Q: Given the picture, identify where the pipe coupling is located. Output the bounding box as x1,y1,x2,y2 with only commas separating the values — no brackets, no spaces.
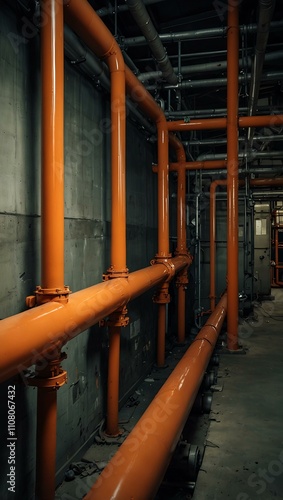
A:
150,254,175,282
26,286,71,307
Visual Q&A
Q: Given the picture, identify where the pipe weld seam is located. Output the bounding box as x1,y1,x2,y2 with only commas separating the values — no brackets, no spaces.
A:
191,337,214,347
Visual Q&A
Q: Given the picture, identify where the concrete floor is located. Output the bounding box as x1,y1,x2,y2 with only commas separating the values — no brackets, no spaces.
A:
194,288,283,500
55,289,283,499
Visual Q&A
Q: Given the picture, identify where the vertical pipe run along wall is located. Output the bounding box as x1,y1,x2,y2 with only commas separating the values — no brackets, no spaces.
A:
36,2,65,499
226,0,239,350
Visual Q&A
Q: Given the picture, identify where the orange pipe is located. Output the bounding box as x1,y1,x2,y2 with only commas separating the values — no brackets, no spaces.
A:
37,3,64,499
107,326,121,436
36,388,57,500
84,293,227,500
64,1,126,272
239,115,283,128
169,135,188,343
65,0,127,437
226,0,239,351
157,120,170,257
169,160,227,171
167,115,283,133
157,304,166,366
167,117,227,131
0,256,189,384
41,0,64,291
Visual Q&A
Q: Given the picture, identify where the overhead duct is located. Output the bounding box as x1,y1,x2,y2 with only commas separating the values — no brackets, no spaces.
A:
126,0,178,85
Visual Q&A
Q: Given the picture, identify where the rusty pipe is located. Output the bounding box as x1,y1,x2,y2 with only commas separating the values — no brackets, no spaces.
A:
0,256,189,384
226,0,239,351
41,0,64,291
84,293,227,500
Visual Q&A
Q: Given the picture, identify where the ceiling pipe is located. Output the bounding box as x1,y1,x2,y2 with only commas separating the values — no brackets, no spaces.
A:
196,151,283,161
84,293,227,500
184,134,283,147
126,0,178,85
247,0,276,147
138,50,283,82
123,20,283,46
166,114,283,132
145,70,283,90
165,106,283,118
188,166,283,176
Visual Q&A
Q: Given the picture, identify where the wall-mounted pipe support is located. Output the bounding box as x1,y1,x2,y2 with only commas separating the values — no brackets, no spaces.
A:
84,293,227,500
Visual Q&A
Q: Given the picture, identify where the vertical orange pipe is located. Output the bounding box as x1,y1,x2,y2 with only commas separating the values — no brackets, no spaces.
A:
226,0,239,350
156,120,170,367
65,0,127,437
109,70,126,273
35,388,57,500
41,0,64,291
177,159,186,343
106,327,121,435
169,135,188,343
36,2,64,499
157,120,170,257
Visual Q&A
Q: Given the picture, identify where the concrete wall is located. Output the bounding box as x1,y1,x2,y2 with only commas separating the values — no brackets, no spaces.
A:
0,3,157,498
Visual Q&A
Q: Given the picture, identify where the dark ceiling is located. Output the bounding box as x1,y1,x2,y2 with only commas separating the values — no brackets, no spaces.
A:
88,0,283,161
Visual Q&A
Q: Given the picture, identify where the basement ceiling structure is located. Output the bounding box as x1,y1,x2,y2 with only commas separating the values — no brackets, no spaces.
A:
85,0,283,161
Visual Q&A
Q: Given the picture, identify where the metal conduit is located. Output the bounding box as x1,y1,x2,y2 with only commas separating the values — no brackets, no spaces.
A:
97,0,167,17
123,20,283,46
84,293,227,500
137,50,283,82
126,0,178,85
197,151,283,161
145,71,283,90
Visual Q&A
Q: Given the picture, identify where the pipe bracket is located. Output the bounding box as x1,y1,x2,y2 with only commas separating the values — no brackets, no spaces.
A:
103,267,129,280
26,286,71,307
25,353,67,389
100,306,129,328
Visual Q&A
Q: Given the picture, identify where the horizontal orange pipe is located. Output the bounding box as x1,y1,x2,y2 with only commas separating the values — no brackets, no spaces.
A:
0,256,189,384
84,293,227,500
167,117,227,131
169,160,227,171
167,115,283,132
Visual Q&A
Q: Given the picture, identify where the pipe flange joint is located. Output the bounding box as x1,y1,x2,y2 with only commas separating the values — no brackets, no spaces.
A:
26,369,67,389
26,286,71,307
25,353,68,389
100,306,129,328
103,266,129,281
150,254,175,282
